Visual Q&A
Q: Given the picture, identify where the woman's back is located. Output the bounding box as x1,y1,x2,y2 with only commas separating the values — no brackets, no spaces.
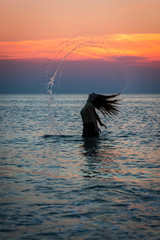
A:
80,102,94,124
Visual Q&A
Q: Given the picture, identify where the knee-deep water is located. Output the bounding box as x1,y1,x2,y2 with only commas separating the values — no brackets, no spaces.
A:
0,94,160,239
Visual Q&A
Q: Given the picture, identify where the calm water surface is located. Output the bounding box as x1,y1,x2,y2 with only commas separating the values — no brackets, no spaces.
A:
0,94,160,239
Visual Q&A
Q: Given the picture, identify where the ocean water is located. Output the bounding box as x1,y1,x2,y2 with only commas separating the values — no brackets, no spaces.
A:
0,94,160,240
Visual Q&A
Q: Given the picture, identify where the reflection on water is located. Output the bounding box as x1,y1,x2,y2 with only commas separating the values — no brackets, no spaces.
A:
0,94,160,240
82,137,101,157
81,137,120,179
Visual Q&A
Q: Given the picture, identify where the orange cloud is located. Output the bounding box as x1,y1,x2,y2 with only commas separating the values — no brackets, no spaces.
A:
0,34,160,65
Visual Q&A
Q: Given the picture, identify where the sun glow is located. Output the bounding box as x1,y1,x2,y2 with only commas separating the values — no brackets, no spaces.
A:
0,34,160,65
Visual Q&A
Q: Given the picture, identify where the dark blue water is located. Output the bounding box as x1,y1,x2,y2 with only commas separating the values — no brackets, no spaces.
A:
0,94,160,239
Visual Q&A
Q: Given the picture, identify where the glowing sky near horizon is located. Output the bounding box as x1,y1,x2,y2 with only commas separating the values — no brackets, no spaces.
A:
0,0,160,65
0,34,160,65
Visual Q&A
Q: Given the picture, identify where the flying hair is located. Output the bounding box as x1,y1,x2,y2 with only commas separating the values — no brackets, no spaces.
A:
92,93,121,118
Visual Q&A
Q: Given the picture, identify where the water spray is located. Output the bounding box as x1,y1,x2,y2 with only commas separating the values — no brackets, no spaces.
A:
46,36,130,134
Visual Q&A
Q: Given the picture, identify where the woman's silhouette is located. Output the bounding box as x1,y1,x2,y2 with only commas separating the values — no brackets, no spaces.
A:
80,93,120,137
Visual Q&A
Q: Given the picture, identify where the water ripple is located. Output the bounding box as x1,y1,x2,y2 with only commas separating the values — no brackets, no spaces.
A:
0,94,160,239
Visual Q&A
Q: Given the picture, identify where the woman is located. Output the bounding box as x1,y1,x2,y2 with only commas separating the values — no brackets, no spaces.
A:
80,93,120,137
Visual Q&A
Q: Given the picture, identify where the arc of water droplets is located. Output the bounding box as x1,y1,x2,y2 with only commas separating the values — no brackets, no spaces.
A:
48,40,102,94
47,39,104,135
47,37,130,134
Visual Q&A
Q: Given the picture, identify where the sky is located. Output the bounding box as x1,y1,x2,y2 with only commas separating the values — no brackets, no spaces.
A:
0,0,160,93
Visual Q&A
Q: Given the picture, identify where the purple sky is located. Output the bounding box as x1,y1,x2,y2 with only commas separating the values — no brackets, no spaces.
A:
0,59,160,94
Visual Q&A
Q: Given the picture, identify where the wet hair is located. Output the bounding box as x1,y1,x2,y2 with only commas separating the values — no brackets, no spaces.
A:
92,93,121,118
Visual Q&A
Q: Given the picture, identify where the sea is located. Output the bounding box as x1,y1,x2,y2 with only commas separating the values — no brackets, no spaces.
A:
0,93,160,240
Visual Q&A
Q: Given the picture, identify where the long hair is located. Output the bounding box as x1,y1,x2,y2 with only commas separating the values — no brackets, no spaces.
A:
92,93,121,118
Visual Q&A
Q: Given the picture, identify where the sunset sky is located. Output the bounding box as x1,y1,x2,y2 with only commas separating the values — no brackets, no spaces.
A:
0,0,160,93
